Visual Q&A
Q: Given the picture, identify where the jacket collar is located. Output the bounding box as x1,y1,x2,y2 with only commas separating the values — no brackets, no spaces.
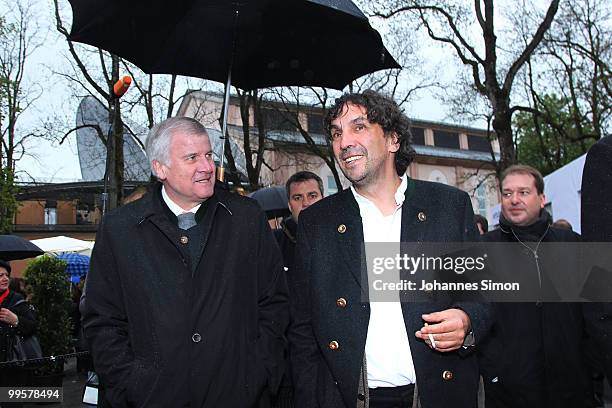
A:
134,183,233,226
499,209,552,242
337,177,423,287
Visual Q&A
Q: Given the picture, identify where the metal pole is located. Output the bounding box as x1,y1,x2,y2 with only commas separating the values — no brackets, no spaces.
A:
218,8,239,183
218,69,232,182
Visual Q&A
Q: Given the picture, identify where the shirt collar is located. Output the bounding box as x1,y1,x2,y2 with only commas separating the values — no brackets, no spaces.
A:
351,174,408,209
161,185,201,216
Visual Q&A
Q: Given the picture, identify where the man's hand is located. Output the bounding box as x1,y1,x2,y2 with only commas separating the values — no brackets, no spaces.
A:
0,307,18,326
415,309,470,352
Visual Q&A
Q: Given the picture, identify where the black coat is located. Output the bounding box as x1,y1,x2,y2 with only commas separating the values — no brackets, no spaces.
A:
479,215,592,407
84,186,289,408
581,135,612,383
0,291,37,362
274,217,297,273
289,179,492,408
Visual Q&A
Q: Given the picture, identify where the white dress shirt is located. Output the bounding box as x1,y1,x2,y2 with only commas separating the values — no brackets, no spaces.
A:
351,175,416,388
161,186,201,216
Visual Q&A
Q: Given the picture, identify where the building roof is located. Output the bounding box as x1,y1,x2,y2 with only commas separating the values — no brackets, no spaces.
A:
414,145,499,162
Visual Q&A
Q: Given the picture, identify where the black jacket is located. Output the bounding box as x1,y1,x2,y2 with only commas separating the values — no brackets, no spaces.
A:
274,217,297,273
581,135,612,383
289,179,492,408
84,186,289,408
0,291,37,362
479,212,592,407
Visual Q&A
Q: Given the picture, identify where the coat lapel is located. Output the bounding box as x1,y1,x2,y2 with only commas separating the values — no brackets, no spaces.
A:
335,189,367,288
400,177,428,243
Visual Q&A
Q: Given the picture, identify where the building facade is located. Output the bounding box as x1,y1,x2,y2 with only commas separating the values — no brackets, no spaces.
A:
177,90,501,224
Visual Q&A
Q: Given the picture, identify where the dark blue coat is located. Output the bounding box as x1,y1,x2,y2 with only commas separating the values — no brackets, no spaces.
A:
289,178,492,408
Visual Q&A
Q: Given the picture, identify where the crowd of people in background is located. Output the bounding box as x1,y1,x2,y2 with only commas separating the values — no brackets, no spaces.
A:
1,91,612,408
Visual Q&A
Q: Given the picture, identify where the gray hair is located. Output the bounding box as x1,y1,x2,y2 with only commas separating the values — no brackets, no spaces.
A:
145,117,209,176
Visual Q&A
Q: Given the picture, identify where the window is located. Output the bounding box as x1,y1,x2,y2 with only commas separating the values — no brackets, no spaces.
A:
44,208,57,225
307,113,324,134
262,108,298,131
476,184,487,217
410,127,425,145
44,200,57,225
433,130,460,149
468,134,491,152
327,176,338,195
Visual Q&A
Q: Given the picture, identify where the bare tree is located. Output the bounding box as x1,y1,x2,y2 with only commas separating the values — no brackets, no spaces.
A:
52,0,194,209
374,0,560,171
528,0,611,142
0,0,43,232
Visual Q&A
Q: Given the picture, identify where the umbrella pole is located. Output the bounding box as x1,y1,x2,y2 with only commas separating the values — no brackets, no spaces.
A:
218,8,240,183
218,69,232,182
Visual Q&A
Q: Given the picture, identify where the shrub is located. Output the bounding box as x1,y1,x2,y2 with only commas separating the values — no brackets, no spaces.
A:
24,255,72,372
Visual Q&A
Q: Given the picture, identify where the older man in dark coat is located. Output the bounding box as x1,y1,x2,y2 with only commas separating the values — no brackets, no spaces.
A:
84,117,288,408
289,91,492,408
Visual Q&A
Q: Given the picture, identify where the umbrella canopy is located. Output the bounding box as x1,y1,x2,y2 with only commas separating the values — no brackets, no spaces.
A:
31,236,95,256
67,0,399,91
56,253,91,283
0,235,44,261
249,186,290,219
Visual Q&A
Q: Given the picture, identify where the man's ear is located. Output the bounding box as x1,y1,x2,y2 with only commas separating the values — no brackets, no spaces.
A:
152,160,167,181
540,193,546,209
388,132,400,153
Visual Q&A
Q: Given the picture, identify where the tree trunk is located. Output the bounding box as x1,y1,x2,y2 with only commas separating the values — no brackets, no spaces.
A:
105,56,124,211
492,103,516,171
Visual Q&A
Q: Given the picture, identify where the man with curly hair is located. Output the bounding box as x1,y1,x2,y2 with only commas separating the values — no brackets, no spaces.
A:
289,91,491,407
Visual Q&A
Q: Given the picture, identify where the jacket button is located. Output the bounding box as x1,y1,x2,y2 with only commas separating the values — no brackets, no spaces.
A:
336,298,347,308
417,212,427,222
357,393,365,401
328,340,339,350
337,224,347,234
180,236,189,244
442,370,453,381
192,333,202,343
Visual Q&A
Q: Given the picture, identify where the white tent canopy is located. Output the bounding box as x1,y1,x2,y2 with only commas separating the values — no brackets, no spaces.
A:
543,154,586,234
31,235,95,256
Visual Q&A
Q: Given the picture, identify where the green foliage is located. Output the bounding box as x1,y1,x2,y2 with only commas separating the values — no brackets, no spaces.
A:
514,94,596,176
23,256,72,369
0,167,19,233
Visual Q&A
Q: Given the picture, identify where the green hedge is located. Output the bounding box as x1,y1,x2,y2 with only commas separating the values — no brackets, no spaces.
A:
24,255,72,360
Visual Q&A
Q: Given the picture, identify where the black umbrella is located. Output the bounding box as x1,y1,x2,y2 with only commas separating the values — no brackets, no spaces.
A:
249,186,290,219
67,0,398,90
0,235,44,261
67,0,400,174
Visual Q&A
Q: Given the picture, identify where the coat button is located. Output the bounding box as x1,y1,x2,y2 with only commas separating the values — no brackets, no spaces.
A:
192,333,202,343
357,393,365,401
328,340,339,350
180,236,189,244
337,224,347,233
417,212,427,222
336,298,347,308
442,370,453,381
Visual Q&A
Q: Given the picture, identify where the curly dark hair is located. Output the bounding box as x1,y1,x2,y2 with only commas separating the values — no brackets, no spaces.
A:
323,90,415,176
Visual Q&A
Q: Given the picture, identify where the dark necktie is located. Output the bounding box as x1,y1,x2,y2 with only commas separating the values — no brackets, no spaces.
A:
177,212,197,230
